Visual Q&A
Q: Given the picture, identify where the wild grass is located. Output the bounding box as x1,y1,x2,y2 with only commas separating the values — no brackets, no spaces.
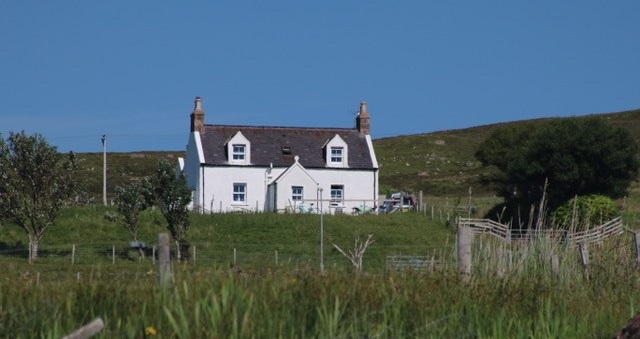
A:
2,252,639,338
2,206,640,337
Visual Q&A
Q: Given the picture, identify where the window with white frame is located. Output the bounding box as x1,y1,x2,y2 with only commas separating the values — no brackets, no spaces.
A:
325,134,348,168
330,185,344,202
227,131,251,165
292,186,303,201
232,144,246,161
233,183,247,203
330,147,343,163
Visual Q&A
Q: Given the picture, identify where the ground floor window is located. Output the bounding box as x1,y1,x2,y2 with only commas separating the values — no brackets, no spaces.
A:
292,186,303,201
233,183,246,202
330,184,344,202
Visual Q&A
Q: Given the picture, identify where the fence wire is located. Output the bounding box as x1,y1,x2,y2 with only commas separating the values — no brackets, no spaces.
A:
0,242,455,272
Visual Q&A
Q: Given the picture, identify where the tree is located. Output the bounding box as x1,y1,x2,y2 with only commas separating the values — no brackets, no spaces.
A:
476,118,639,226
114,180,149,258
144,159,192,261
0,132,79,260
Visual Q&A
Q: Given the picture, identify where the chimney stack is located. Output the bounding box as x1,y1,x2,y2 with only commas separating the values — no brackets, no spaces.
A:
190,96,205,133
356,101,370,136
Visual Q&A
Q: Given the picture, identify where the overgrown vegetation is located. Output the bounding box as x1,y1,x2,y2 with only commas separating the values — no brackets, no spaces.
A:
476,117,639,226
550,194,619,231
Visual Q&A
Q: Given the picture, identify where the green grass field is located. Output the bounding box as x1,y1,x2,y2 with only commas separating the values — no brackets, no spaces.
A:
2,206,640,338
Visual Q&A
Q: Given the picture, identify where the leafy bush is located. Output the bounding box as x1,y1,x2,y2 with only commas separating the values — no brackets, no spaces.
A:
549,194,619,230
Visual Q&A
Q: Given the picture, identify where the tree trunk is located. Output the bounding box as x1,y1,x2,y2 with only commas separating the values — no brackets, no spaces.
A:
174,239,182,262
30,240,39,261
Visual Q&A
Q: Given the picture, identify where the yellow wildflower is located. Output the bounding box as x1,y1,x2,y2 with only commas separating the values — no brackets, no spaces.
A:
145,326,157,336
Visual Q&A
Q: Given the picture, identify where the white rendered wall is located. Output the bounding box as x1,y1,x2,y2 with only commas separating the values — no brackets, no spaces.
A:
305,168,378,213
272,166,319,212
195,165,377,213
182,132,204,210
200,166,286,213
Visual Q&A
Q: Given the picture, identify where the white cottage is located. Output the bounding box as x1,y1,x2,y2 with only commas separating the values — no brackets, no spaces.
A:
180,97,379,214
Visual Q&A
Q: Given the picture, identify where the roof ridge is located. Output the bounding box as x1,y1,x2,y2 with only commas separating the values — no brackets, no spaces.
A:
205,124,354,131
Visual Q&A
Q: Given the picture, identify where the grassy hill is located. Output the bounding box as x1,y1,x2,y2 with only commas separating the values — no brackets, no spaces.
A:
76,151,184,203
375,108,640,197
75,108,640,201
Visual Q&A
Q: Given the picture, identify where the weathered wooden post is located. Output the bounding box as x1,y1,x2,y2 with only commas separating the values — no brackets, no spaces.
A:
112,245,115,264
192,245,196,264
579,243,589,280
275,250,278,266
550,254,560,278
457,225,473,282
62,317,104,339
497,249,512,278
633,231,640,268
72,244,76,264
158,233,171,287
233,247,237,267
152,245,156,264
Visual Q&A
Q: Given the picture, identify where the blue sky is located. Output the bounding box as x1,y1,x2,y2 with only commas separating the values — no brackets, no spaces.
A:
2,1,639,153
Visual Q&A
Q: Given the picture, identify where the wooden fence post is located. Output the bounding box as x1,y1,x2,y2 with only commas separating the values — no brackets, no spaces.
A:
550,254,559,278
275,250,278,266
579,243,589,280
72,244,76,264
112,245,115,264
233,247,237,267
457,225,473,282
158,233,171,287
152,245,156,264
192,245,196,264
634,232,640,268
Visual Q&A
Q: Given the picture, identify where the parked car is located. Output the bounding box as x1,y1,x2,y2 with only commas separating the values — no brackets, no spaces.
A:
379,192,415,213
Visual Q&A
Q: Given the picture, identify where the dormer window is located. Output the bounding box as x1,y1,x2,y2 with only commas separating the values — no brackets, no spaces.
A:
232,144,246,160
227,131,251,165
324,134,348,168
330,147,343,163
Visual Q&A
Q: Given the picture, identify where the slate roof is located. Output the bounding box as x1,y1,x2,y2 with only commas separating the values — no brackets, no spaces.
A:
199,124,376,169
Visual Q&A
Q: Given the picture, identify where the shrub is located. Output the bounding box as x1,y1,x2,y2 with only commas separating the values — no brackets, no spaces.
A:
549,194,619,231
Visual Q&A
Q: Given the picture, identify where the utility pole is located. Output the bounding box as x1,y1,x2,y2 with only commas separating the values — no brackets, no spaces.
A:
319,187,324,274
101,134,107,206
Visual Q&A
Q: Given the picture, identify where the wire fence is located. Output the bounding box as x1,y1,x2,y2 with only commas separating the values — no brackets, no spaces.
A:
0,242,456,272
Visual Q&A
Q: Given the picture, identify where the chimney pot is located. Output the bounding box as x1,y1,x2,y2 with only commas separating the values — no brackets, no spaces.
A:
356,101,371,136
190,96,205,133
